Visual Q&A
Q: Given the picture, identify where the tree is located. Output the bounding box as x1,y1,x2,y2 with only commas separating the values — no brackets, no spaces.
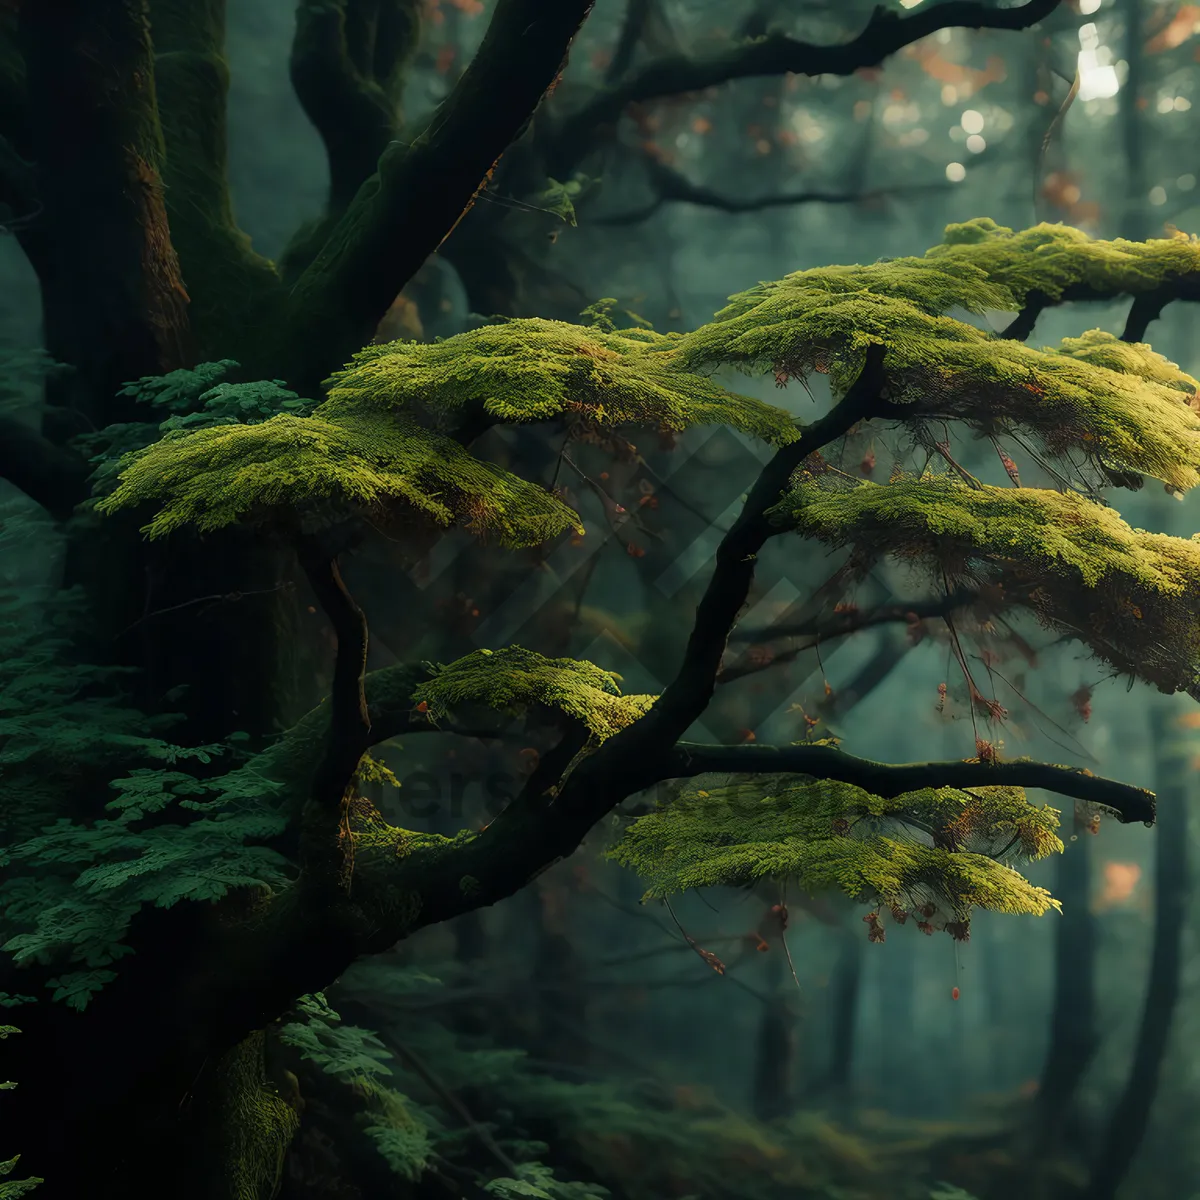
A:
4,216,1200,1198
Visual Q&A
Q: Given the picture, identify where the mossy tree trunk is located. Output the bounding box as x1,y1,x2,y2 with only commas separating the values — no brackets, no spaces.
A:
0,2,597,1197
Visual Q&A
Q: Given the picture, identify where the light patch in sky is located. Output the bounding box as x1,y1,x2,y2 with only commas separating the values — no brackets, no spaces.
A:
945,162,966,182
1077,23,1120,101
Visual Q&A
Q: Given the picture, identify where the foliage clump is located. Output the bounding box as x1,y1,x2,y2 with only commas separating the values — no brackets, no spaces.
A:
928,217,1200,302
611,775,1062,930
410,646,657,743
671,263,1200,491
97,413,584,546
772,473,1200,696
321,317,799,445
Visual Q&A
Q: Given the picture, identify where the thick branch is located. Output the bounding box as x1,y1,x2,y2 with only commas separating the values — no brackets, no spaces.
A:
598,158,954,225
289,0,421,213
1002,278,1200,344
280,0,597,394
0,417,89,518
149,0,283,365
552,0,1060,173
654,742,1155,825
614,343,890,750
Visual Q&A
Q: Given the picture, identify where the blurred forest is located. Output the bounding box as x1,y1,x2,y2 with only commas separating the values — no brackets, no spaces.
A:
3,1,1200,1199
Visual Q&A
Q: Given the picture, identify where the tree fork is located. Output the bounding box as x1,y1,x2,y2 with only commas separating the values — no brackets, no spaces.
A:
149,0,284,367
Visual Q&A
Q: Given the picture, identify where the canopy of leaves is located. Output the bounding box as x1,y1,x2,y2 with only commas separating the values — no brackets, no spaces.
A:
320,318,799,445
610,775,1062,928
97,413,583,546
670,224,1200,491
774,472,1200,696
410,646,657,742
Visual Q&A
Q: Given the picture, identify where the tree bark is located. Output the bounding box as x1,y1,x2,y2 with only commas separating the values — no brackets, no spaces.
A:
1083,702,1190,1200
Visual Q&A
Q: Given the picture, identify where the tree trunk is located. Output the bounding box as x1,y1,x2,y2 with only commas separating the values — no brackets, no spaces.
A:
1032,824,1097,1149
1083,701,1189,1200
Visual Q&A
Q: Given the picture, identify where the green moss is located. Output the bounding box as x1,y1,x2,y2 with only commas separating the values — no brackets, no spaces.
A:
214,1031,301,1200
320,318,799,445
675,294,1200,491
773,475,1200,695
929,217,1200,302
611,776,1061,925
97,413,583,546
410,646,657,742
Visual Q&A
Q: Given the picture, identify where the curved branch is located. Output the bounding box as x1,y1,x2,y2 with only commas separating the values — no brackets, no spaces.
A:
729,585,986,644
654,741,1155,825
596,157,955,225
1001,277,1200,344
552,0,1060,172
280,0,597,395
610,343,891,750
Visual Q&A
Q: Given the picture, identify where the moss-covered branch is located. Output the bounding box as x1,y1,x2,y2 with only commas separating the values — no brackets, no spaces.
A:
551,0,1060,174
148,0,283,364
651,742,1155,825
279,0,597,394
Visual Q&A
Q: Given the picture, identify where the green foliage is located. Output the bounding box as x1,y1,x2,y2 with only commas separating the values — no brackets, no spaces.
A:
0,1026,41,1198
280,994,432,1181
329,962,945,1200
320,317,798,445
116,360,240,413
0,577,297,1004
157,379,313,432
611,775,1062,929
535,177,586,227
1,734,292,1003
410,646,657,743
97,412,583,546
772,472,1200,696
486,1164,610,1199
82,361,313,497
670,243,1200,491
929,217,1200,303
